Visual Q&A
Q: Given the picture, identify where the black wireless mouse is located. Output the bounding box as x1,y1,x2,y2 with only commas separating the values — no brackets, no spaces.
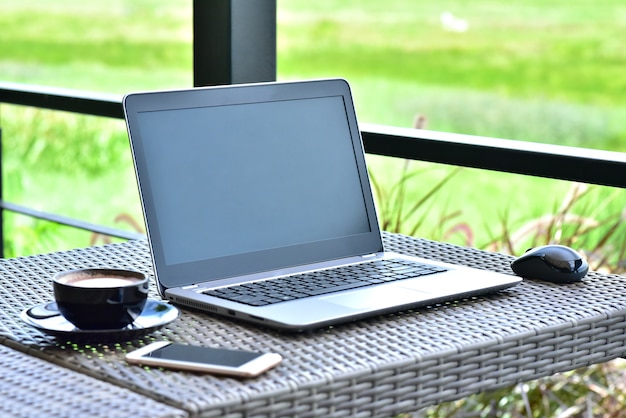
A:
511,245,589,284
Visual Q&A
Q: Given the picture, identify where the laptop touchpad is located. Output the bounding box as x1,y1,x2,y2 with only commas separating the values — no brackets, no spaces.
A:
321,286,430,311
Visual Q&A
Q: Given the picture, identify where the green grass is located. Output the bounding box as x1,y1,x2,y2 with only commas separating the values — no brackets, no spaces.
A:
0,0,192,91
279,0,626,106
1,0,625,261
1,106,142,256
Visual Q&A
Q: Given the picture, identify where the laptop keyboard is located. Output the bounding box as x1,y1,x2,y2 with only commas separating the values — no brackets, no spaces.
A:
202,259,448,307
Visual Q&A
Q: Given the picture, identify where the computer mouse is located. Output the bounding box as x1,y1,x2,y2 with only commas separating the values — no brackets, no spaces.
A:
510,245,589,283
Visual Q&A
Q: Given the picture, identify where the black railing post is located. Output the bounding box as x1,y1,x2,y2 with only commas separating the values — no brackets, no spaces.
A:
193,0,276,87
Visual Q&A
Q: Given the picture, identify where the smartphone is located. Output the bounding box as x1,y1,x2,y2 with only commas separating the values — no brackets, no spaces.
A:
126,341,282,378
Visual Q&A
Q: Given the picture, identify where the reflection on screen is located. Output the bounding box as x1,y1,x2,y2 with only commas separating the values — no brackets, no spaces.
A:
150,344,258,367
137,96,370,266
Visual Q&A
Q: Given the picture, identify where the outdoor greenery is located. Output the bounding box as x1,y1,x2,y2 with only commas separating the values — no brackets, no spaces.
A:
1,0,625,416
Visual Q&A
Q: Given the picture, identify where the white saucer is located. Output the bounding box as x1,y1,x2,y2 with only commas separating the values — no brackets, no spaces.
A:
20,299,179,341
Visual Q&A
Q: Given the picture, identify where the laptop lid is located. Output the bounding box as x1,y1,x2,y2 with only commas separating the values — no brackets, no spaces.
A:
123,78,383,291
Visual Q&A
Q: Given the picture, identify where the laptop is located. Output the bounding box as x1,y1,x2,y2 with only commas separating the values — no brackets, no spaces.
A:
123,78,520,332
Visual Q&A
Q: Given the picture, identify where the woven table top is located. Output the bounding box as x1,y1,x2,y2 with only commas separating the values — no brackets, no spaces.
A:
1,232,626,417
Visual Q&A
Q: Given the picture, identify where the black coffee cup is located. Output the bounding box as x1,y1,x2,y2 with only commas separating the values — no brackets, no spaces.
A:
53,268,149,330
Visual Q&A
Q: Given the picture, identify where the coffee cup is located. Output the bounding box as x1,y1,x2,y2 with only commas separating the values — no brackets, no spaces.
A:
53,268,149,330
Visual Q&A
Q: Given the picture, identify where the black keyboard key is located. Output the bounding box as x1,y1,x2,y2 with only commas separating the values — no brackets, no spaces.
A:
201,259,449,306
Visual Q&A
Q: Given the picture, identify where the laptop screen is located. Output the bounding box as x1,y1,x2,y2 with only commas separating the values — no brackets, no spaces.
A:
136,96,370,265
125,79,383,287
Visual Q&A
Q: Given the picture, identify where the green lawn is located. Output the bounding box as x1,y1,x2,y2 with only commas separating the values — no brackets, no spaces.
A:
1,0,625,262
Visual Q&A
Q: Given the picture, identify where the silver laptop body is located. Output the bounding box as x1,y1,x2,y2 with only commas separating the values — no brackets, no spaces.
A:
123,78,520,332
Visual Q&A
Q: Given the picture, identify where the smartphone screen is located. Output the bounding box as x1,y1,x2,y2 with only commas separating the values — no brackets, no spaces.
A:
147,344,262,367
126,342,282,377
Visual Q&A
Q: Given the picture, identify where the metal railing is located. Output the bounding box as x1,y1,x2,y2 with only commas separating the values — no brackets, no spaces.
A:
2,80,625,256
2,0,625,256
3,81,625,189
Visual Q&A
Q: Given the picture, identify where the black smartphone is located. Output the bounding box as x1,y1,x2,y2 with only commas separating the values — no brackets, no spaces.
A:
126,341,282,378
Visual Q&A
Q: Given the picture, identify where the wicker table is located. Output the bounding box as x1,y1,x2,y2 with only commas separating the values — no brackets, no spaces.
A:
1,232,626,417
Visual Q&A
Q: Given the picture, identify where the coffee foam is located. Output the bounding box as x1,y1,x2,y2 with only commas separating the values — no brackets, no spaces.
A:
63,276,142,288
